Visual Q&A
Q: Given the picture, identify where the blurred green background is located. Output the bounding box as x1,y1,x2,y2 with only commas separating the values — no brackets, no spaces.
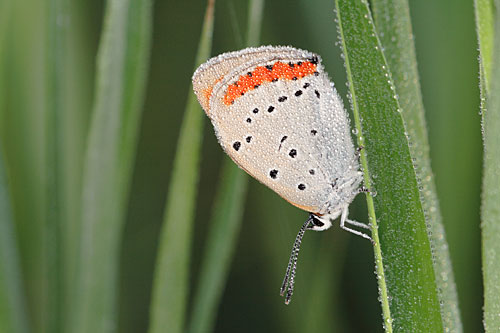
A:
0,0,482,332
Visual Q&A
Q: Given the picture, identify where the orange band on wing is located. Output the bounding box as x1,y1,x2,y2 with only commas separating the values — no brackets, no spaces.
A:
202,77,224,112
223,60,318,105
202,87,213,109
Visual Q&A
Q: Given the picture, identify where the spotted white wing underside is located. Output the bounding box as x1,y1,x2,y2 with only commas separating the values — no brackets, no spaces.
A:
192,46,358,214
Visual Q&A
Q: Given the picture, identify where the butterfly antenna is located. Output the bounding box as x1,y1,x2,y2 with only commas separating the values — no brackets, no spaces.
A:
280,215,312,305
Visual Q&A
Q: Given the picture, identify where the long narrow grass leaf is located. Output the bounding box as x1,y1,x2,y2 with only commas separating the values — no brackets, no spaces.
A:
301,234,347,332
475,0,495,94
0,1,47,330
335,0,443,331
44,0,68,330
246,0,264,47
0,149,30,333
148,1,215,332
186,2,263,332
187,160,248,333
371,1,462,331
72,0,152,331
55,2,94,331
481,0,500,331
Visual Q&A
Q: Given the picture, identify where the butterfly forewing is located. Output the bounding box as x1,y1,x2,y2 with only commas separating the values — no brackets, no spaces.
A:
193,46,354,214
193,46,316,114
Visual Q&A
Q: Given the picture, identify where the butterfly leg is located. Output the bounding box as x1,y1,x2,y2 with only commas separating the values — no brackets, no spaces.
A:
345,219,371,229
355,145,364,157
340,206,374,244
358,186,369,193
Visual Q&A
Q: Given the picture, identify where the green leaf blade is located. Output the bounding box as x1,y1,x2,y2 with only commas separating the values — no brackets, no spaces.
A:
187,160,248,333
335,0,443,331
480,0,500,331
475,0,494,94
186,2,264,331
148,1,215,332
148,94,206,333
72,0,153,331
0,150,30,333
44,0,68,330
371,1,462,331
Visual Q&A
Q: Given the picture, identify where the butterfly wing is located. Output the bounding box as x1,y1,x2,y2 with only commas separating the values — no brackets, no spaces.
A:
193,46,359,214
